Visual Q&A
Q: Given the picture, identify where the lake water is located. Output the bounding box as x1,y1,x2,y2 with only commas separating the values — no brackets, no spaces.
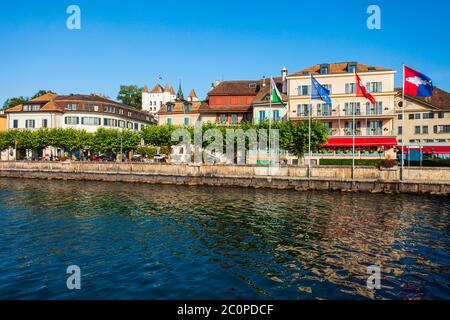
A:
0,178,448,299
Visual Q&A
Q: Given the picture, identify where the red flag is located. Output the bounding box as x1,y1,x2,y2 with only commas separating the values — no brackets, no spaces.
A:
355,72,376,104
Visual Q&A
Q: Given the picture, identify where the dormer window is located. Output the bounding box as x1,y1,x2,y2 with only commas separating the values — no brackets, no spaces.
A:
320,64,329,75
302,71,310,75
249,83,257,89
348,62,358,73
183,103,191,112
66,103,77,111
23,104,41,111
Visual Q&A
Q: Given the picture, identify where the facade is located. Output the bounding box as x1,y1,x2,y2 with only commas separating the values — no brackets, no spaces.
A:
158,100,204,126
200,80,262,126
5,93,152,133
252,74,289,123
287,62,398,159
395,87,450,159
0,114,6,131
142,83,176,115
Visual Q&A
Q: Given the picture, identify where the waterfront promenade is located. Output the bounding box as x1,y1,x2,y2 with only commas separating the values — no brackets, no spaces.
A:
1,161,449,195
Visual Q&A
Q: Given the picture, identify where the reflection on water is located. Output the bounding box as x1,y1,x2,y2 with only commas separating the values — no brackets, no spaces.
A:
0,178,448,299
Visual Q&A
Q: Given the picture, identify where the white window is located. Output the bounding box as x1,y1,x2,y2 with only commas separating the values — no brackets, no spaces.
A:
25,119,35,128
81,117,101,125
65,116,79,125
345,83,356,94
66,103,77,111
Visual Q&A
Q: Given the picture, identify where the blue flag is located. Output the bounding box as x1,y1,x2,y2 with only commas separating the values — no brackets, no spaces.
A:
311,75,332,107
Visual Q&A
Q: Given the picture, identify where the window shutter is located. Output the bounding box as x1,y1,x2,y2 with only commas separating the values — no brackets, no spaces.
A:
378,82,382,92
25,120,28,128
32,120,35,128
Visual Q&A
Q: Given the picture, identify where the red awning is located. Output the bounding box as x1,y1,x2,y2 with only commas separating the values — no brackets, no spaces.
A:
323,137,397,147
397,146,450,154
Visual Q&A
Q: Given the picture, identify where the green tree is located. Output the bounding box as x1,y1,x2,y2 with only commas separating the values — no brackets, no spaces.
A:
117,85,142,110
2,97,27,110
141,125,176,147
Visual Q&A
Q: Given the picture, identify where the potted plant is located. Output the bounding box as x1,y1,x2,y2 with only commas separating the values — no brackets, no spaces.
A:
379,159,399,170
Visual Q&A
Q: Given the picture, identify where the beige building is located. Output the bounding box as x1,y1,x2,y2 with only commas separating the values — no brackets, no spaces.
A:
395,87,450,158
286,62,398,159
158,100,203,126
252,75,289,123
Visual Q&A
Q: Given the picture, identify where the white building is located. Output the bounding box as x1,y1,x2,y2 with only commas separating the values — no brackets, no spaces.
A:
142,83,176,116
3,93,153,160
5,93,152,132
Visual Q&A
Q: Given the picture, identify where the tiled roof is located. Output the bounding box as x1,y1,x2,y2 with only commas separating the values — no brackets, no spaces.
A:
396,87,450,111
31,93,57,101
158,101,204,115
253,77,287,104
164,83,170,92
208,80,262,96
188,88,198,98
289,62,394,77
5,93,150,117
150,84,164,93
143,84,149,93
170,86,175,95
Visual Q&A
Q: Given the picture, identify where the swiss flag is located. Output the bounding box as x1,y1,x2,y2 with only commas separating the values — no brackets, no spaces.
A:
355,72,376,104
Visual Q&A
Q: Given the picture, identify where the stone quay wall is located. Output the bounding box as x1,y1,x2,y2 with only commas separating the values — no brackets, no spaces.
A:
0,161,449,195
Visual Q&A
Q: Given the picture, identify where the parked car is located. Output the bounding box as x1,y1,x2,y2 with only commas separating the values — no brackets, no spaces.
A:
99,155,114,162
153,154,166,163
132,154,144,162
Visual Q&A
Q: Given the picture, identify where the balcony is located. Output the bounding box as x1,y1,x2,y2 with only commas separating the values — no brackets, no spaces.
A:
328,128,393,137
296,108,394,118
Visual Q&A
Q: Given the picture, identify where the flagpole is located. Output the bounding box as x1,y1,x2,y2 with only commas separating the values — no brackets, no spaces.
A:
352,70,356,180
269,77,272,175
401,64,405,181
308,75,312,178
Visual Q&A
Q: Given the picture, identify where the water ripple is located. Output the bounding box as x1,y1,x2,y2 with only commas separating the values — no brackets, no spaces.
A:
0,178,449,300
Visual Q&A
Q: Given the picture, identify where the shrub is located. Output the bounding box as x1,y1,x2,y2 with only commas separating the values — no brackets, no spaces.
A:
379,159,398,168
159,145,171,155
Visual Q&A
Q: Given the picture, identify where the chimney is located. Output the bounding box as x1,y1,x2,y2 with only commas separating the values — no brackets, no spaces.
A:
210,82,215,91
215,80,220,87
262,76,266,87
282,67,287,94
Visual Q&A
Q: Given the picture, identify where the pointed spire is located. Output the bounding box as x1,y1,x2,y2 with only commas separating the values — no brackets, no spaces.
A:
143,84,149,93
176,82,184,101
188,88,197,98
188,88,198,102
170,86,175,95
164,83,169,92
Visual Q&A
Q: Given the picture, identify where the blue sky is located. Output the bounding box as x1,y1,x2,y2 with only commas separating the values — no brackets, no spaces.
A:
0,0,448,105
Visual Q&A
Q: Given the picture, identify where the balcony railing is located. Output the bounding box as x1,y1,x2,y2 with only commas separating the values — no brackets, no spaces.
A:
296,109,394,118
328,129,393,137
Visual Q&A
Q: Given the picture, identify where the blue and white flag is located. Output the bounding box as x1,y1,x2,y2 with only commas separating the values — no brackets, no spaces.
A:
311,75,332,107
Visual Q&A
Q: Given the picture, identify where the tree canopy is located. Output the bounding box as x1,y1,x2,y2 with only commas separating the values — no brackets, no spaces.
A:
117,85,142,110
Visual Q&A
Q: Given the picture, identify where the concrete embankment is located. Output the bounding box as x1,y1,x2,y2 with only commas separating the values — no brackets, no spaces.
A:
0,161,449,195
